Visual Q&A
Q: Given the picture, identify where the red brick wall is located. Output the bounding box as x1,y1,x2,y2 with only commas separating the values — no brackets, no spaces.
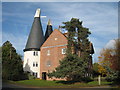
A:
40,29,68,80
42,29,67,47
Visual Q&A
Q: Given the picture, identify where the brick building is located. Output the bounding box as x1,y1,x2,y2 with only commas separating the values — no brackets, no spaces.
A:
23,8,94,80
40,29,67,80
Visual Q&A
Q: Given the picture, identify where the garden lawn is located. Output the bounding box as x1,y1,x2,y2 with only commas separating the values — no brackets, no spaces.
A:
9,79,112,88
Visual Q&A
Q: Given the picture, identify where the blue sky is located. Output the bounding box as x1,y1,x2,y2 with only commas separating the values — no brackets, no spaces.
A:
2,2,118,62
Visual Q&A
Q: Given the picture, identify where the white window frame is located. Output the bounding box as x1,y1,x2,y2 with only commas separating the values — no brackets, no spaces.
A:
46,60,51,67
47,50,50,56
62,48,66,54
55,38,58,40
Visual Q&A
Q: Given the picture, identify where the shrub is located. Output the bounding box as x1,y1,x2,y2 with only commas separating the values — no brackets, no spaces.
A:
81,77,93,83
28,73,36,80
105,71,118,82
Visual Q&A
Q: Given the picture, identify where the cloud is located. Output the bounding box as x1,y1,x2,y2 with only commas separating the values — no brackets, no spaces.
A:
104,39,116,49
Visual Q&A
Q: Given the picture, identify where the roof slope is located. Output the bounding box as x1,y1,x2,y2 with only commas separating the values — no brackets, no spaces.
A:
41,29,67,48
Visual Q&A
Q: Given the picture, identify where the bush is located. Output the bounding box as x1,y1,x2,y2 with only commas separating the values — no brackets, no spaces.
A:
28,73,36,80
81,77,93,83
105,71,118,82
20,72,29,80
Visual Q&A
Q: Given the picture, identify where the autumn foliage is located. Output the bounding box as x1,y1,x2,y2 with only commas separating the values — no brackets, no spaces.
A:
98,39,120,82
98,39,120,71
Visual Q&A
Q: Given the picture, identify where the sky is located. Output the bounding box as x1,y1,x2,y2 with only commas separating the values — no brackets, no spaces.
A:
2,2,118,62
1,0,120,2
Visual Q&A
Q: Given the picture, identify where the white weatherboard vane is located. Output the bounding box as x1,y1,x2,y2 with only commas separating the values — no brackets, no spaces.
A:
41,16,47,18
34,8,47,18
34,8,40,17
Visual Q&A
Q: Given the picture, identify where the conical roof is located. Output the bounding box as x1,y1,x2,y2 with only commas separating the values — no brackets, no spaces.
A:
24,9,44,51
44,19,53,41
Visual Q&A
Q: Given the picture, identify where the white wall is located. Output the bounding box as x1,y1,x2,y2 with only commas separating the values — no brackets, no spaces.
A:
23,51,40,78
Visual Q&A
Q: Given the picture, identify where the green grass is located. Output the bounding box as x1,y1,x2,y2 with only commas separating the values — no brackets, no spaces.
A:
9,79,112,88
14,80,65,87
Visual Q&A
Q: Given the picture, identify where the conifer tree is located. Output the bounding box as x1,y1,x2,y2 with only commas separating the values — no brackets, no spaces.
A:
48,18,94,81
2,41,26,81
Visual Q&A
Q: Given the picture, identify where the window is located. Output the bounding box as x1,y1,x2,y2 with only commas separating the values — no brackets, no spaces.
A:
33,72,35,76
36,62,38,67
47,50,50,56
35,73,37,77
55,38,58,40
62,48,66,54
36,52,38,56
46,60,51,67
33,72,37,77
33,62,38,67
33,62,35,67
33,51,38,56
33,51,35,56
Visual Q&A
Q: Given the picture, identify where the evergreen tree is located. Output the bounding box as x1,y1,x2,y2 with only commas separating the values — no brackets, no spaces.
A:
48,54,86,81
2,41,26,81
62,18,93,76
48,18,94,81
